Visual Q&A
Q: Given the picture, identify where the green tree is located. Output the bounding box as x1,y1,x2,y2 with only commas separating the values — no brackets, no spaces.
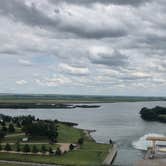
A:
2,126,7,132
23,144,30,153
41,145,47,153
0,144,2,151
78,138,84,145
0,130,5,139
1,121,6,127
16,141,20,152
32,145,38,153
4,143,12,151
49,147,53,155
8,124,15,133
55,147,61,156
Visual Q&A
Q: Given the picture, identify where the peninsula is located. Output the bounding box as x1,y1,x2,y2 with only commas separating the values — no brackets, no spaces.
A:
140,106,166,122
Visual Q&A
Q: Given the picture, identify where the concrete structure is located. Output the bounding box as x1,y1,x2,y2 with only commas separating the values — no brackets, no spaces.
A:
102,144,117,165
135,136,166,166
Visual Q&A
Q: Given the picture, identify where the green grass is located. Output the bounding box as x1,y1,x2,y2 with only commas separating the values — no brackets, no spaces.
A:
0,142,111,166
1,144,59,151
0,122,111,166
57,123,84,143
0,163,29,166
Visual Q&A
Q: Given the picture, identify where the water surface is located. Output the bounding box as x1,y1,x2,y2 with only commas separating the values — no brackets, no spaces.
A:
0,101,166,166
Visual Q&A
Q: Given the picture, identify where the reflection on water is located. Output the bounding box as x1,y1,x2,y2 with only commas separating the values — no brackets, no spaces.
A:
0,101,166,166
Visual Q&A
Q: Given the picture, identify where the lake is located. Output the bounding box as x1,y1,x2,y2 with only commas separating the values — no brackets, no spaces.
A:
0,101,166,166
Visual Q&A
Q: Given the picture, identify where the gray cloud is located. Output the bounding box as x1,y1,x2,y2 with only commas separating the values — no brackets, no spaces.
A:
50,0,152,6
0,0,58,28
0,0,166,95
89,50,128,67
0,0,127,39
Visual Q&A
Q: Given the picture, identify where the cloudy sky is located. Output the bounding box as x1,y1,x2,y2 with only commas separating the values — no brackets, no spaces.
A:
0,0,166,96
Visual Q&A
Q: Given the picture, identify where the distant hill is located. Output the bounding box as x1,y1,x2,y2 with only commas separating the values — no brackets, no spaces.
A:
0,94,165,103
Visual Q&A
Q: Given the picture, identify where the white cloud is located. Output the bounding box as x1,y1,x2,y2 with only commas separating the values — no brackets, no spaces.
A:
18,59,32,66
35,75,71,87
58,63,90,75
16,80,27,85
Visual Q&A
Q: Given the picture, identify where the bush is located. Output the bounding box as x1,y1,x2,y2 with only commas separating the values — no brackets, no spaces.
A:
16,142,21,152
49,147,53,154
0,130,5,139
23,144,30,153
2,126,7,132
4,143,12,151
0,144,2,151
41,145,47,153
8,124,15,133
55,147,61,156
78,138,84,145
32,145,39,153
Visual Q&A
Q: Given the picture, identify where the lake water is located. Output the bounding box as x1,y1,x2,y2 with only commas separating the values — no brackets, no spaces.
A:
0,101,166,166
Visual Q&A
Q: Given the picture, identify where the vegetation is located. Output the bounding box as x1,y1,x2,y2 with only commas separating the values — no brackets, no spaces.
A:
0,114,111,166
0,94,165,109
140,106,166,122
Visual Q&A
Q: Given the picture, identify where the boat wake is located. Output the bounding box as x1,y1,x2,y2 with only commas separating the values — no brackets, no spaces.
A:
132,133,165,150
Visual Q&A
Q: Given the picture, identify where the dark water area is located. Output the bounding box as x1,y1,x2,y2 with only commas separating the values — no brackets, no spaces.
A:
0,101,166,166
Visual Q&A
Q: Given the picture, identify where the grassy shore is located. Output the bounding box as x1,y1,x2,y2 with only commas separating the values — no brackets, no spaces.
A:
0,120,111,166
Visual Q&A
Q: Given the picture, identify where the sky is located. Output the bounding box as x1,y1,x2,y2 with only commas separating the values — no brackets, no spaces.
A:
0,0,166,96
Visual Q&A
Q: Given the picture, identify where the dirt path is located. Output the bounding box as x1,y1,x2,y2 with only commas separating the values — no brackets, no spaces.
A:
56,143,71,153
5,133,25,138
0,160,60,166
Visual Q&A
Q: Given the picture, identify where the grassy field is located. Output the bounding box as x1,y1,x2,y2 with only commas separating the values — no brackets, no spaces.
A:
0,94,165,104
0,163,30,166
0,121,111,166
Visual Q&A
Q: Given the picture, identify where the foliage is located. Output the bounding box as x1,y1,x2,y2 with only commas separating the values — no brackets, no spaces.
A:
41,145,47,153
140,106,166,122
32,145,39,153
49,147,53,154
55,147,61,156
4,143,12,151
78,138,84,145
0,130,5,139
22,121,58,142
23,144,30,153
8,124,15,133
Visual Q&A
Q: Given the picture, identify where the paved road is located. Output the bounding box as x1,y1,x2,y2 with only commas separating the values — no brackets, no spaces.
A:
135,159,166,166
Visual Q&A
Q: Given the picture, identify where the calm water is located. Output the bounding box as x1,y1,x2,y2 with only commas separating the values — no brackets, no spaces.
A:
0,101,166,166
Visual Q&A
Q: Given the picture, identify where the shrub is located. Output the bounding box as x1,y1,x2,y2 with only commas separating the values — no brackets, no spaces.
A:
32,145,39,153
49,147,53,154
8,124,15,133
23,144,30,153
41,145,47,153
16,142,20,152
55,147,61,156
4,143,12,151
78,138,84,145
0,130,5,139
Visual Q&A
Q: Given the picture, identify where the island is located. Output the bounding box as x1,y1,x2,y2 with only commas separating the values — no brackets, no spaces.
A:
0,114,113,166
140,106,166,122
